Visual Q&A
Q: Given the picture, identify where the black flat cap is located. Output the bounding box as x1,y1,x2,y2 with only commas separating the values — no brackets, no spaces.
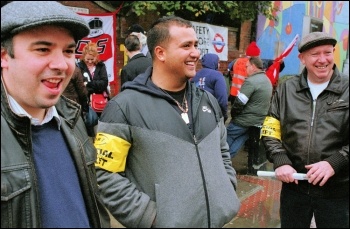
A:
298,32,337,53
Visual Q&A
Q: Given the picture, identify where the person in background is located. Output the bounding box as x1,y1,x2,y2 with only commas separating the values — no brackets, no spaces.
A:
62,65,89,118
1,1,110,228
62,65,98,137
229,41,260,104
224,60,236,99
192,53,228,122
127,23,152,59
95,15,240,228
226,57,273,160
261,31,349,228
78,42,109,98
120,34,152,86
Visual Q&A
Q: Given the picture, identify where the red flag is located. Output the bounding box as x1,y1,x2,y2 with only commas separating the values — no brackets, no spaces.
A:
265,61,281,86
266,34,299,87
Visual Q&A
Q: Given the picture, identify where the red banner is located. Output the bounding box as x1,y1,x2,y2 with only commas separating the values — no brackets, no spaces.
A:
75,12,117,86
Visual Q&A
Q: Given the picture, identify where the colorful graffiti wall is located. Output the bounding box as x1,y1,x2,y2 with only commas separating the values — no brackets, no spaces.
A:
257,1,349,77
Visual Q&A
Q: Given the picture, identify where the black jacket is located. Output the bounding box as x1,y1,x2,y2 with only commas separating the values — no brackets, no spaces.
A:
78,61,108,95
120,53,152,86
262,65,349,198
1,80,110,228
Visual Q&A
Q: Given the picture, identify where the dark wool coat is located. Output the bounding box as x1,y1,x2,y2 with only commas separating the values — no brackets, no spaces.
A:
120,53,152,86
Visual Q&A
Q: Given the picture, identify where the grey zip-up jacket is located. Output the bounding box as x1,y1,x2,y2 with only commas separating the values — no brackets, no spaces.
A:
262,65,349,198
1,81,110,228
95,67,240,228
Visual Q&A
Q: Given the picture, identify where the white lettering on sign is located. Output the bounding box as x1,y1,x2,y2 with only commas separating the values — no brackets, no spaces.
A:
67,6,89,14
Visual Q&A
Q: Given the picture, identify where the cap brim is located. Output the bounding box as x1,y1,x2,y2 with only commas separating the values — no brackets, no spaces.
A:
299,38,337,52
7,20,90,42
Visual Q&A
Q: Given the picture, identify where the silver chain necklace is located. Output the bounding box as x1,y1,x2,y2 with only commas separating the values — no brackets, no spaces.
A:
161,88,189,124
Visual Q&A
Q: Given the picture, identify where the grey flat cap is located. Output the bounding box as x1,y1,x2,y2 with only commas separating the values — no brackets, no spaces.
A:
298,32,337,53
1,1,90,41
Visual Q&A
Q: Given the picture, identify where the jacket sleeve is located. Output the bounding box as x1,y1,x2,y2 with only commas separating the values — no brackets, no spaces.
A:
96,168,156,228
95,100,156,228
220,119,238,190
73,67,89,112
261,89,293,169
230,79,254,117
213,73,228,121
207,91,238,189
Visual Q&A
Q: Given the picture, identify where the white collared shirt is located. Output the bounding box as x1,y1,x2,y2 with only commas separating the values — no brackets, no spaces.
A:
8,95,61,129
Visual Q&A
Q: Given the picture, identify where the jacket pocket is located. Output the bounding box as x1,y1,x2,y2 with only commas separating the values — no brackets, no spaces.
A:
1,165,31,228
327,103,348,112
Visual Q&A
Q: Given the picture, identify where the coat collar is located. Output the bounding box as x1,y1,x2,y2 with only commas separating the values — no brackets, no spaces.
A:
297,64,343,94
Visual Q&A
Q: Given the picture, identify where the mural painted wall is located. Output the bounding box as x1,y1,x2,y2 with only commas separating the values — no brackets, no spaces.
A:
257,1,349,77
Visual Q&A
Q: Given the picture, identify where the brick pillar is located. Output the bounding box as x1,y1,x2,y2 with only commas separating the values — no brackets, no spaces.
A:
239,20,252,56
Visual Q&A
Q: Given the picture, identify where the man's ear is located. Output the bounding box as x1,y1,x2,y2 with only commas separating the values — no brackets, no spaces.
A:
298,53,305,65
154,46,165,62
1,48,10,68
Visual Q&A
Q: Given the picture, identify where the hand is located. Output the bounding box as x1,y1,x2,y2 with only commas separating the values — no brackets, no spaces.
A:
275,165,298,184
305,161,334,186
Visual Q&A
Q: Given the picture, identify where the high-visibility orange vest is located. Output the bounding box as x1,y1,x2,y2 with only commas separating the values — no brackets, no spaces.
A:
230,57,249,97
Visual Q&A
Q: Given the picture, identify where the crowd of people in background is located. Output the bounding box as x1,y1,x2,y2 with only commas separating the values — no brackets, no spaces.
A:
1,1,348,228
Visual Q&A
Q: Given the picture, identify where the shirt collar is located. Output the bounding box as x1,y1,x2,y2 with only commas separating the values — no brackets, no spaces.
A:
8,95,61,129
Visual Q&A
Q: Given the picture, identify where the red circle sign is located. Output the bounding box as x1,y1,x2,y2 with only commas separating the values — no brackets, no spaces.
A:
212,33,225,53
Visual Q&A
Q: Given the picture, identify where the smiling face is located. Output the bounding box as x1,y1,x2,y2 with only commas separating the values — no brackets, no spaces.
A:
84,53,98,67
159,24,200,80
298,44,335,84
1,25,76,119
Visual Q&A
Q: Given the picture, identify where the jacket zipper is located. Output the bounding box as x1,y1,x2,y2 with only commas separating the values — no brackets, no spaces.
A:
307,99,317,194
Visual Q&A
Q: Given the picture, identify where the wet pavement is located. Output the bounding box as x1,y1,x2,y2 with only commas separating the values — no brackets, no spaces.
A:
109,147,282,228
224,147,282,228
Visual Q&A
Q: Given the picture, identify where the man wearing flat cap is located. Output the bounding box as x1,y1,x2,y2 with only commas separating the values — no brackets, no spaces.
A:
261,31,349,228
1,1,110,227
